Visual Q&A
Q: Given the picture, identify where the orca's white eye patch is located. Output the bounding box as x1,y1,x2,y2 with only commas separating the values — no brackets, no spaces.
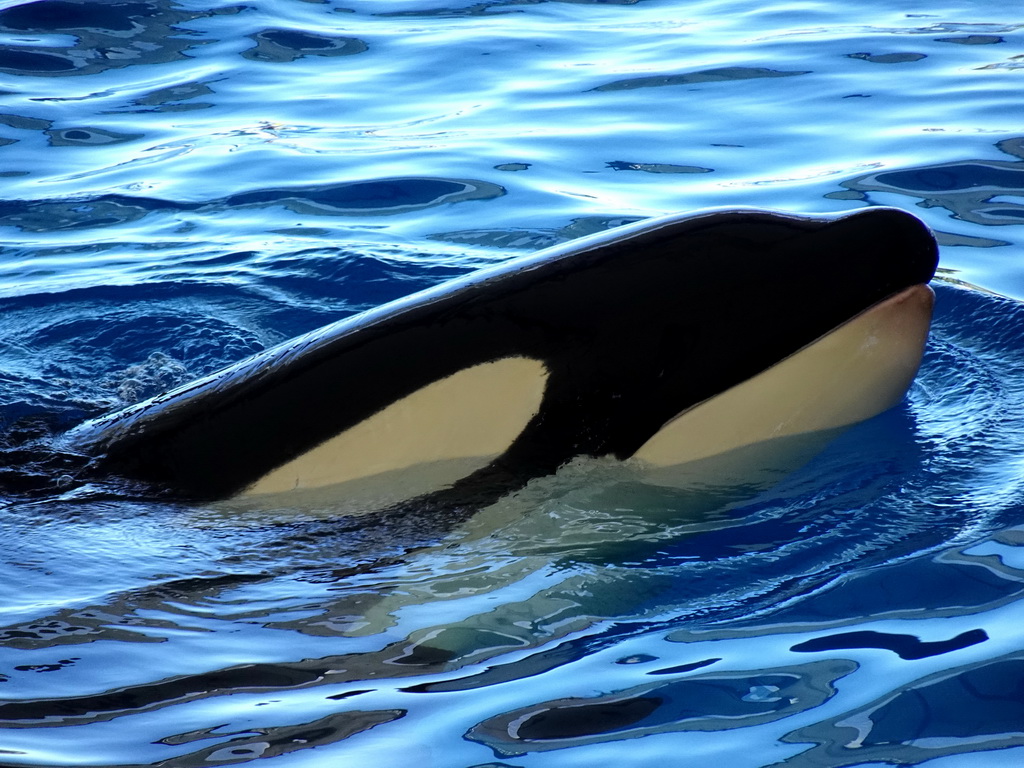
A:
243,356,549,497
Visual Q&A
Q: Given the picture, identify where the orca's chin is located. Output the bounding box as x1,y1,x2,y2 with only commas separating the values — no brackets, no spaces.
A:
634,283,934,488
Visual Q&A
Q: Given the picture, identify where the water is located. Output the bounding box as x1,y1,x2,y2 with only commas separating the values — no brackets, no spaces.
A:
1,0,1024,765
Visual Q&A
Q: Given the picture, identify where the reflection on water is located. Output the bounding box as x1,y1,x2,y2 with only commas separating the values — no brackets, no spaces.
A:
606,160,713,174
0,178,505,232
846,51,927,63
782,653,1024,767
2,0,1024,764
469,660,856,755
789,627,988,660
0,1,233,77
830,137,1024,241
430,215,645,250
241,30,368,63
590,66,810,92
161,709,407,765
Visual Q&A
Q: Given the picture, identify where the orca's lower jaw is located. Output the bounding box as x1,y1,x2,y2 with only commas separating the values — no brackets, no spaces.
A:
632,283,935,488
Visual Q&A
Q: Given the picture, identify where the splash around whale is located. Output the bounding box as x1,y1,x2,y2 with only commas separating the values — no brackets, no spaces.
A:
63,207,939,508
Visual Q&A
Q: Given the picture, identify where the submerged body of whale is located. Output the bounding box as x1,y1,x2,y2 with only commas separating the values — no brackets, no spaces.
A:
64,207,939,506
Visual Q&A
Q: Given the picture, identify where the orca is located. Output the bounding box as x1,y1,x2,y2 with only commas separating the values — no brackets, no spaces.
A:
63,207,938,507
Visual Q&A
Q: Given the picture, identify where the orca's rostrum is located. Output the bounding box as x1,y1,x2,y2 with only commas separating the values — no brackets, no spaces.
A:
65,207,939,505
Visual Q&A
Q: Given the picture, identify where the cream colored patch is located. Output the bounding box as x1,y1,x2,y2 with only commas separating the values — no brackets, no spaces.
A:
243,357,549,497
633,284,934,468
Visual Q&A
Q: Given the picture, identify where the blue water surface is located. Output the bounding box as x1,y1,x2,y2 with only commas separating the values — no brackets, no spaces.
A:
2,0,1024,766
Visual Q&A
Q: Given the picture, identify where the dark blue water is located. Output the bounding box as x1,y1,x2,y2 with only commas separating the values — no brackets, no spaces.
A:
2,1,1024,766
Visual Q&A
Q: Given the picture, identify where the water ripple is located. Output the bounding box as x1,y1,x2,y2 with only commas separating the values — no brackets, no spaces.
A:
2,0,1024,764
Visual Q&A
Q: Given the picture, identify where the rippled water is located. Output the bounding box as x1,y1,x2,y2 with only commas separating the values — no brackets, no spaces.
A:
2,1,1024,766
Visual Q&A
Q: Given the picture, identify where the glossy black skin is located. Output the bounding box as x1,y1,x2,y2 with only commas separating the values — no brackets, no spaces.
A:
67,208,939,503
